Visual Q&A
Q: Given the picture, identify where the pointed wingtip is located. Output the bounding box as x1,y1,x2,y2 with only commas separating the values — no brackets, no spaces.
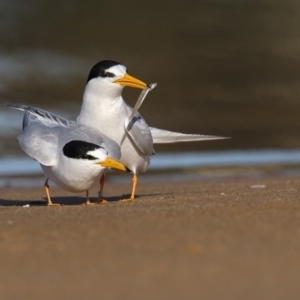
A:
7,104,24,111
150,127,231,144
7,104,16,108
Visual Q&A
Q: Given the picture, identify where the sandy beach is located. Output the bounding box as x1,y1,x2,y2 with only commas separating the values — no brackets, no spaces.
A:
1,177,300,300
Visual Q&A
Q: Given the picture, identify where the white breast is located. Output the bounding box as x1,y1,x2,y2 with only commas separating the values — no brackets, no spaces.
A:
78,95,151,174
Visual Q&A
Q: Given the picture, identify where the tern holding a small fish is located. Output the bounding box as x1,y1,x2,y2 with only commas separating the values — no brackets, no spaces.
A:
78,60,229,201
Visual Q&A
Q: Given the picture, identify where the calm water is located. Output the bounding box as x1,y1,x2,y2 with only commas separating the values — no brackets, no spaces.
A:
1,0,300,177
2,149,300,188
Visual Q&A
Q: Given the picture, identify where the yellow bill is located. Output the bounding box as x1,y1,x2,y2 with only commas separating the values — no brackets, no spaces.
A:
98,157,127,172
113,73,147,89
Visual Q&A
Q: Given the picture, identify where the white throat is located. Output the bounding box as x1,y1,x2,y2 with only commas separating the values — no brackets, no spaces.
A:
77,79,128,138
84,79,123,102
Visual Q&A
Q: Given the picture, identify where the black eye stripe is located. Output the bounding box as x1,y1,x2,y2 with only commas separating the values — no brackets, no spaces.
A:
100,71,115,78
82,154,96,160
105,72,115,77
100,69,106,77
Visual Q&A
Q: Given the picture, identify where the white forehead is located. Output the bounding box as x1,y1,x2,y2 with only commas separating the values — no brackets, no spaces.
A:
107,64,127,77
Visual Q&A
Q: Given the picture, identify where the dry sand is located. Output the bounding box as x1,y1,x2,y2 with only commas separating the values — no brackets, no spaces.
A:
1,177,300,300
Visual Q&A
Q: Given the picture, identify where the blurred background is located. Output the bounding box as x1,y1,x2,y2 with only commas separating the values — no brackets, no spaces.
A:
1,0,300,181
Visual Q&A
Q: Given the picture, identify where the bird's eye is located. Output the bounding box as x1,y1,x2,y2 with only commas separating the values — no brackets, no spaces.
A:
99,69,115,78
105,72,115,78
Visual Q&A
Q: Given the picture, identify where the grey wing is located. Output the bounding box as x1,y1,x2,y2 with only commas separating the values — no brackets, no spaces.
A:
8,104,76,129
124,106,154,156
18,122,60,166
78,125,121,160
98,135,121,160
9,104,121,163
19,122,122,166
150,127,230,144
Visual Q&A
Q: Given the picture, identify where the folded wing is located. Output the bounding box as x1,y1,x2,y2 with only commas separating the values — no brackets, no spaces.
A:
8,104,121,165
124,106,154,156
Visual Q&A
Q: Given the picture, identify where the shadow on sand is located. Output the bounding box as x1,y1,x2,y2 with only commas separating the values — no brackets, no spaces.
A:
0,193,163,207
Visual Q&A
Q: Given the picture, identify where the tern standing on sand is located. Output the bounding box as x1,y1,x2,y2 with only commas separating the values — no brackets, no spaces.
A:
9,105,127,206
77,60,228,201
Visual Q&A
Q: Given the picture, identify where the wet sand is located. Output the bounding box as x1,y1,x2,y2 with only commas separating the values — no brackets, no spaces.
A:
1,177,300,300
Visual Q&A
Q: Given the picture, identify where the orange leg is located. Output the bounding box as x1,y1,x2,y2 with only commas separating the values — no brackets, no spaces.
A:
44,178,60,206
83,190,94,205
96,174,107,204
121,174,137,202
